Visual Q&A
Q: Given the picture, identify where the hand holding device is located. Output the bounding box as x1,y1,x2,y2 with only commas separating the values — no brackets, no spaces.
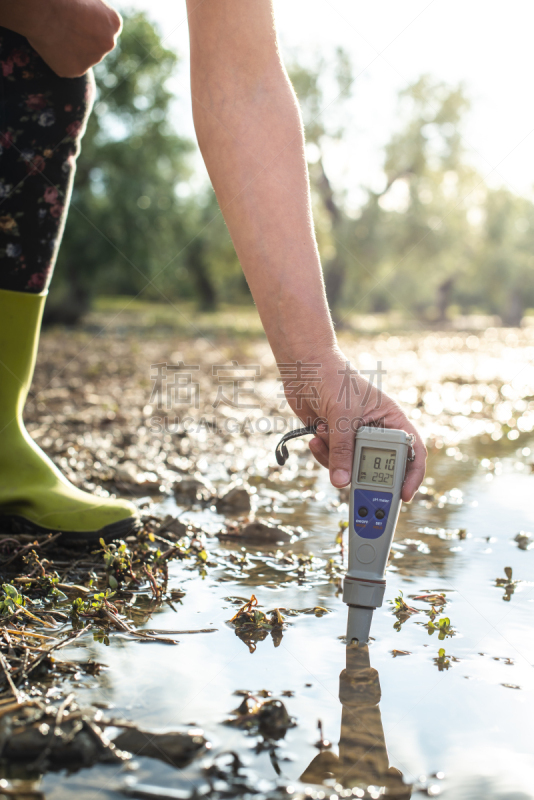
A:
344,426,413,643
276,424,414,643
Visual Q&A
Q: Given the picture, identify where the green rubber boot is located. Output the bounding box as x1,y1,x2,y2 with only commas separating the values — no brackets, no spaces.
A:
0,287,140,544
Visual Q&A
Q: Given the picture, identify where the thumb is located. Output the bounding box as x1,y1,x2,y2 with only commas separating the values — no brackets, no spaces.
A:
328,414,355,488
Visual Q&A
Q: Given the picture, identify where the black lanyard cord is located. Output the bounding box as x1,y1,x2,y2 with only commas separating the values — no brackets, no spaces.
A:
275,421,321,466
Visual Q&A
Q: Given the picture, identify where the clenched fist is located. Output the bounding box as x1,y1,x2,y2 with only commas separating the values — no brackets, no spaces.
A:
1,0,122,77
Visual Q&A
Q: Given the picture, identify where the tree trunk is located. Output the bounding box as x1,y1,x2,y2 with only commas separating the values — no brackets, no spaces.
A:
43,263,92,326
186,239,217,311
324,254,347,315
502,287,523,327
315,160,346,317
435,276,455,323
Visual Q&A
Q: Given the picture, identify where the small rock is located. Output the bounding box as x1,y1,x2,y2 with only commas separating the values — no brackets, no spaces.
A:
514,531,533,550
114,462,161,495
2,701,127,770
216,484,251,512
218,520,292,544
257,699,294,740
174,475,213,503
114,462,142,483
113,727,207,767
156,515,187,539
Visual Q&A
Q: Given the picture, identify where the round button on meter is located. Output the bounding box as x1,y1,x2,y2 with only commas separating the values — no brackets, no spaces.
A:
358,507,368,517
375,509,385,519
356,543,376,564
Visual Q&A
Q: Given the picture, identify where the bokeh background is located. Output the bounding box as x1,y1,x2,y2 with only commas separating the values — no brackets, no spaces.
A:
50,0,534,330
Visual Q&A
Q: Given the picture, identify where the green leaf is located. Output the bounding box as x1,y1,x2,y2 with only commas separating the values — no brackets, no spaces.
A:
72,597,84,613
109,575,118,590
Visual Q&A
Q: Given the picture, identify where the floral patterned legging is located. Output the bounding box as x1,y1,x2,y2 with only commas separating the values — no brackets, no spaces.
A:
0,27,94,294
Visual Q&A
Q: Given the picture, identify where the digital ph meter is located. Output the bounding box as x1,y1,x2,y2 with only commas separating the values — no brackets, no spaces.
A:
275,424,414,644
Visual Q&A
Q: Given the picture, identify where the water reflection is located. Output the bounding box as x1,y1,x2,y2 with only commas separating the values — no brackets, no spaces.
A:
300,640,411,798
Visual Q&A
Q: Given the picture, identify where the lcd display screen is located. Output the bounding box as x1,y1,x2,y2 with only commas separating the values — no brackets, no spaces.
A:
358,447,396,487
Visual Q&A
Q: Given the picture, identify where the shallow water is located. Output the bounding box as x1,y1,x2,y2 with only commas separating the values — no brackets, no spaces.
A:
19,432,532,800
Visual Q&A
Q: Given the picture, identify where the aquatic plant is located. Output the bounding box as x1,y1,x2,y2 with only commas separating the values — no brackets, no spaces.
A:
390,591,420,630
424,617,455,640
495,566,520,601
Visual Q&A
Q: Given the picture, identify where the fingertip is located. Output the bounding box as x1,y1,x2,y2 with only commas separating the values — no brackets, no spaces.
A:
331,468,351,488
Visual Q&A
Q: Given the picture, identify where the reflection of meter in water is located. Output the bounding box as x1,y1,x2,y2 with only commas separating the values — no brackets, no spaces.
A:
345,426,413,644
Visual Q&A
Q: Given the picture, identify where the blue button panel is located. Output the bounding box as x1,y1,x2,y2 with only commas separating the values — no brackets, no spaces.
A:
353,489,393,540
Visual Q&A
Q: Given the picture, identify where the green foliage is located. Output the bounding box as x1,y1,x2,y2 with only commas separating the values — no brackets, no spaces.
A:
51,18,534,325
98,537,132,589
71,588,116,618
291,61,534,324
390,591,420,632
0,584,28,615
425,616,455,640
93,629,110,646
90,589,116,609
71,596,85,616
434,647,451,670
50,12,237,321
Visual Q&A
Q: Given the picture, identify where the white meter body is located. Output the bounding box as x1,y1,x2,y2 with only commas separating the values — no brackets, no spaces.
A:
344,426,412,643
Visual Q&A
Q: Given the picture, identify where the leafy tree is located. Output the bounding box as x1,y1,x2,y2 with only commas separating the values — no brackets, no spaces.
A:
49,19,534,327
471,189,534,325
289,49,370,319
48,12,198,322
377,76,479,322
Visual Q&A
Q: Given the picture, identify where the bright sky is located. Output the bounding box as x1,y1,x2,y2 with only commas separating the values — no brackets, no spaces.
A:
122,0,534,209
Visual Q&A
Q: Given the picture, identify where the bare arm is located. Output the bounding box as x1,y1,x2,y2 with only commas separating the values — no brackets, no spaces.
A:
187,0,334,363
187,0,426,497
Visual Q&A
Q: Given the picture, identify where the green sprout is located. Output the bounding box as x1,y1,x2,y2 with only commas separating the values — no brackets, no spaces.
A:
433,647,460,670
424,616,455,640
0,583,28,615
390,591,420,631
434,648,451,670
97,538,134,589
71,588,116,619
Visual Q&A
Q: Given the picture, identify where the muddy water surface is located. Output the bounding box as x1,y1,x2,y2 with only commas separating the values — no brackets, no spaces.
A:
7,324,534,800
34,436,534,800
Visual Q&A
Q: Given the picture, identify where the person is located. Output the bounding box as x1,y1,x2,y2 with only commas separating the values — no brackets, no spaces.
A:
0,0,426,545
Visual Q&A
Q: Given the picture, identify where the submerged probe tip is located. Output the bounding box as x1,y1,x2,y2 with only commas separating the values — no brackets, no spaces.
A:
346,605,374,645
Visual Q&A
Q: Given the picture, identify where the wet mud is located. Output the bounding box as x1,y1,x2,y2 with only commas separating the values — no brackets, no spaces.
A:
1,325,533,799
